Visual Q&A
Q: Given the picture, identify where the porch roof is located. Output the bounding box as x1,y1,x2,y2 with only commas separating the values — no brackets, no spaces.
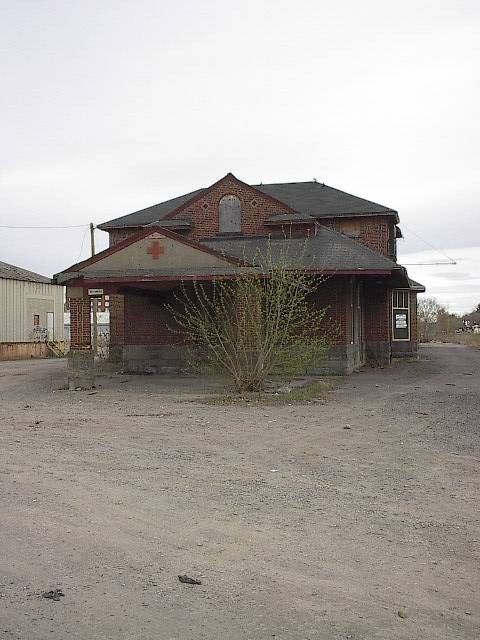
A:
54,225,401,286
204,226,398,272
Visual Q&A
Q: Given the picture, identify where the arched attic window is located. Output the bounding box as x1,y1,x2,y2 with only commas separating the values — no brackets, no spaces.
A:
218,194,241,233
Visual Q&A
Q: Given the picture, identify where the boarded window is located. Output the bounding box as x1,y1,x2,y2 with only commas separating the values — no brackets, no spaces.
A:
392,290,410,341
219,195,241,233
340,221,361,237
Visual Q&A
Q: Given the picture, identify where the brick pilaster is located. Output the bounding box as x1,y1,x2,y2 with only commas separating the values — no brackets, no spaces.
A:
69,298,92,349
109,294,125,345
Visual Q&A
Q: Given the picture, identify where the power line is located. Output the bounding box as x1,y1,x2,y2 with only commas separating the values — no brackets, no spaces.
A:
76,226,89,262
0,224,89,229
401,223,456,265
402,260,458,266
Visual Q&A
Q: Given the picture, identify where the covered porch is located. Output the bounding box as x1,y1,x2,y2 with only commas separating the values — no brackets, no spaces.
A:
54,225,415,388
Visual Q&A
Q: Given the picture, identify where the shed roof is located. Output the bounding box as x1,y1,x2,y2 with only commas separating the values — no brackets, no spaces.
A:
0,260,51,283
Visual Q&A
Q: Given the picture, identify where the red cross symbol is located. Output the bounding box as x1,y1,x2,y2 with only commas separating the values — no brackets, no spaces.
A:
147,240,164,260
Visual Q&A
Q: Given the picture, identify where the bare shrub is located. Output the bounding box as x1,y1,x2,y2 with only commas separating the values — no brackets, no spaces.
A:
169,244,329,392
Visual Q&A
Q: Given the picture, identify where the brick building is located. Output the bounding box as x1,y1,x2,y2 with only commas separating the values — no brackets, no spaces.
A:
55,173,424,383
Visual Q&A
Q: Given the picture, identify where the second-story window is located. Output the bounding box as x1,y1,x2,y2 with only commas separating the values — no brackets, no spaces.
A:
218,195,241,233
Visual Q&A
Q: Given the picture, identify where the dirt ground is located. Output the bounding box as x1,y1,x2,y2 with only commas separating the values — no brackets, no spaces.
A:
0,344,479,640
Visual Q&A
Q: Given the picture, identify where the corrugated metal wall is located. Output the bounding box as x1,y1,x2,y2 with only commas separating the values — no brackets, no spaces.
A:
0,278,65,342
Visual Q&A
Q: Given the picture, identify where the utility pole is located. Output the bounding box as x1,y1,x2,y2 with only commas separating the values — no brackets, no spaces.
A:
90,223,98,356
89,222,96,255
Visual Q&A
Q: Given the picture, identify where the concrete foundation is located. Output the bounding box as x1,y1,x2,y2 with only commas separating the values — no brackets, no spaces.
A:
121,344,192,374
309,344,364,375
118,343,375,376
391,341,419,359
365,341,391,366
68,349,95,389
112,339,395,378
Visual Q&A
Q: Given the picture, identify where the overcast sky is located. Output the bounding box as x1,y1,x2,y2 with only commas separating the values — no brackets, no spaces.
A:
1,0,479,313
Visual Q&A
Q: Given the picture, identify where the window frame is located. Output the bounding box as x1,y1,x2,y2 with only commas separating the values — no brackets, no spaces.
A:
391,289,411,342
218,194,242,234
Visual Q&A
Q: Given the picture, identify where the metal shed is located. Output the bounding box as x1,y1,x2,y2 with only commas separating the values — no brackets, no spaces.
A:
0,260,65,360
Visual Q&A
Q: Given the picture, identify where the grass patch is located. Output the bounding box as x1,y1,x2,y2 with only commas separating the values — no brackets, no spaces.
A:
198,377,342,406
447,334,480,348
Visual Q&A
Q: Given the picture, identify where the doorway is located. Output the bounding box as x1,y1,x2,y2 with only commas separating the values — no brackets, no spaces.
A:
46,312,55,341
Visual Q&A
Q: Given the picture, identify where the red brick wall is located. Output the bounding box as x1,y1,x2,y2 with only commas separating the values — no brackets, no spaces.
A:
363,281,390,342
410,291,418,342
69,298,91,349
124,292,185,345
109,228,141,246
109,295,125,345
320,216,393,258
171,174,292,240
119,277,354,347
310,277,352,344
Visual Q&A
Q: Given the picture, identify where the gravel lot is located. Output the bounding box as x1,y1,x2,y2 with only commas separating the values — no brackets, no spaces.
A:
0,344,479,640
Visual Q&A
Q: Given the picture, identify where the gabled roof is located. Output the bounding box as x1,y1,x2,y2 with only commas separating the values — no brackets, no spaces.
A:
54,227,248,284
97,174,398,230
0,260,51,284
204,226,398,273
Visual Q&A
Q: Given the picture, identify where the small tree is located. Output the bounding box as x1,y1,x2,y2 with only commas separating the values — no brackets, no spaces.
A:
169,246,330,393
418,297,443,342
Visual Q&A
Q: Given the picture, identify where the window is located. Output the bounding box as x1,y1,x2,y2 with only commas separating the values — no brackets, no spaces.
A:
33,315,40,326
340,221,361,238
219,195,241,233
392,290,410,341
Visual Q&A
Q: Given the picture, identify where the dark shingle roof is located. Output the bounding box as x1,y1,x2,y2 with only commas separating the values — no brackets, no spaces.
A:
97,178,398,229
203,226,397,272
255,182,397,218
408,278,426,292
97,188,205,230
0,260,51,283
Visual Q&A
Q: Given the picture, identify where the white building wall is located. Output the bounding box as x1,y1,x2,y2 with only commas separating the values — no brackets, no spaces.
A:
0,278,65,342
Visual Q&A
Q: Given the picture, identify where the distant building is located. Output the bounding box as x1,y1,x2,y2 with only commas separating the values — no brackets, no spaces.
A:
0,260,64,360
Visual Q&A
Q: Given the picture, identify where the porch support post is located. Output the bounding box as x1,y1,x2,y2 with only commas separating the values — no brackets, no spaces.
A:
67,297,95,389
108,294,125,365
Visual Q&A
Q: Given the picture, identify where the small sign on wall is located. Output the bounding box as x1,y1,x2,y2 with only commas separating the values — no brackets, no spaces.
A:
393,309,409,340
88,288,104,296
395,313,407,329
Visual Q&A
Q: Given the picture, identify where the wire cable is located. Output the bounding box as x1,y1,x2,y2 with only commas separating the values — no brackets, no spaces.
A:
401,223,456,264
0,224,88,229
75,226,89,262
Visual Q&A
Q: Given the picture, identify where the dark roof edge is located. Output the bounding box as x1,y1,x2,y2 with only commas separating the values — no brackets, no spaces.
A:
313,210,399,222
